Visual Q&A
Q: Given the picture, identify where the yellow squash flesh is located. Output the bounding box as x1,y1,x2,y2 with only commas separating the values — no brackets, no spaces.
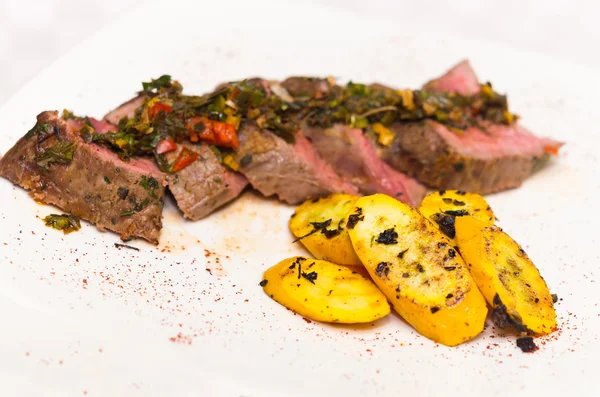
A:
262,257,390,324
289,194,361,265
347,194,488,346
455,216,557,335
419,190,494,241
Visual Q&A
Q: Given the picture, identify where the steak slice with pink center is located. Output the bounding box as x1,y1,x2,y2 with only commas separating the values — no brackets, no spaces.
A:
103,95,146,125
164,143,248,220
104,97,248,220
0,111,165,243
233,121,358,204
380,61,563,193
422,59,481,96
281,77,426,206
301,123,426,206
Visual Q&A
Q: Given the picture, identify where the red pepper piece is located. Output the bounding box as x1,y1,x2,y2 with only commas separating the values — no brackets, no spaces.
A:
186,117,238,149
155,138,177,154
148,103,172,119
171,147,199,172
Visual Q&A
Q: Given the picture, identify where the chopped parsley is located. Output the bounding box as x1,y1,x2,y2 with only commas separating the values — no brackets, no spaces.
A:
376,228,398,245
301,270,318,284
43,213,81,234
432,213,456,239
140,175,160,198
25,122,53,140
346,207,364,229
35,140,76,168
292,219,340,242
142,75,174,93
87,73,518,173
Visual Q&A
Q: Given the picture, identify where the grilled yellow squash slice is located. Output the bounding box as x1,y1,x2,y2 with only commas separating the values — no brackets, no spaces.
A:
419,190,494,240
289,194,361,265
347,194,488,346
261,257,390,324
455,216,556,335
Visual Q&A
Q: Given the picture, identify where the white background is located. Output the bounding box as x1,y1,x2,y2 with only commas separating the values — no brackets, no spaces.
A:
0,0,598,105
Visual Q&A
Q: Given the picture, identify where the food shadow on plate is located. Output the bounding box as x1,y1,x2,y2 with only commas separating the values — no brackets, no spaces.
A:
326,309,407,332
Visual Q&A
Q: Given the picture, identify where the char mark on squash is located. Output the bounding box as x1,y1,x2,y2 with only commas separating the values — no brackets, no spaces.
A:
376,228,398,245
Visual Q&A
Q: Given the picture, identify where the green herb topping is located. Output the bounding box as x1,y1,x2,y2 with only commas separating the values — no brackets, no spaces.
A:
43,213,81,234
25,122,54,140
139,175,160,198
85,74,518,169
35,140,76,168
142,75,176,93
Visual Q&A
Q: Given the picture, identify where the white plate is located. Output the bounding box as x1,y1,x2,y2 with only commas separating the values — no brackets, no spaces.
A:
1,1,598,396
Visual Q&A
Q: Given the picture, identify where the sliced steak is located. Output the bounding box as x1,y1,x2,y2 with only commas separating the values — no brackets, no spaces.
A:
103,94,146,125
164,143,248,220
379,61,563,193
279,77,330,98
233,121,358,204
381,119,561,193
301,123,426,206
423,60,481,96
103,97,248,220
0,111,165,243
281,76,426,206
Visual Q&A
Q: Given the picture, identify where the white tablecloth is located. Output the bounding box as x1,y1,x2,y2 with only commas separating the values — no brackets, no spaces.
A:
0,0,597,105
